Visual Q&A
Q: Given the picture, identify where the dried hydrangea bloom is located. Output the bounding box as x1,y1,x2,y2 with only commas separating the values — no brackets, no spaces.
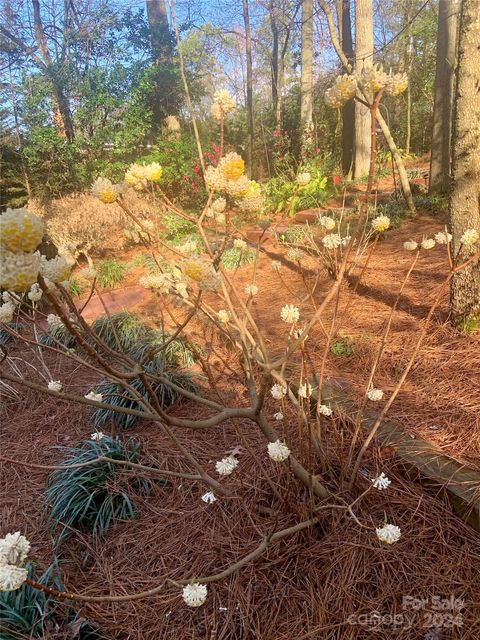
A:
91,177,123,203
0,563,28,592
280,304,300,324
371,472,391,490
215,455,239,476
270,383,287,400
421,237,436,250
85,391,103,403
0,250,40,292
267,440,291,462
182,583,208,607
322,233,342,250
460,228,479,246
47,380,62,392
367,388,384,401
0,208,45,253
217,309,230,324
296,172,311,186
371,215,391,233
0,532,30,565
376,523,401,544
218,152,245,181
0,302,15,323
434,231,452,245
39,255,71,283
403,240,418,251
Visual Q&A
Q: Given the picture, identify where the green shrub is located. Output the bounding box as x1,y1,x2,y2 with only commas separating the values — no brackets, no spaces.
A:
330,339,354,357
129,329,195,368
67,276,85,297
97,259,125,289
161,213,197,244
46,436,156,541
220,247,256,270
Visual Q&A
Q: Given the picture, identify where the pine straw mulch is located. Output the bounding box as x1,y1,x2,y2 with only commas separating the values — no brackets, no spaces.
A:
1,211,480,639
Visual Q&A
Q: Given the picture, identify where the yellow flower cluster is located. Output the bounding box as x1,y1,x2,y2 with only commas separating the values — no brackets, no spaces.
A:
0,208,45,292
384,72,408,96
219,153,245,181
211,89,235,120
357,64,390,96
324,74,357,109
183,258,220,291
124,162,163,190
0,208,45,253
39,254,71,283
238,180,263,212
91,177,125,203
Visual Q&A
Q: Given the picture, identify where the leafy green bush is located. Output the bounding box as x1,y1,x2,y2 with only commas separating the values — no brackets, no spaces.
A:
264,171,328,217
220,247,256,270
161,213,197,244
46,436,156,541
330,339,354,357
97,259,126,289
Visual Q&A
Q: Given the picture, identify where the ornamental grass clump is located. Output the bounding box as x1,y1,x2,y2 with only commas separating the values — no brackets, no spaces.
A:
46,436,156,541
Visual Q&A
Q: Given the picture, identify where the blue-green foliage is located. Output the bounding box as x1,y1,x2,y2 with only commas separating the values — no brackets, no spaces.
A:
46,436,156,541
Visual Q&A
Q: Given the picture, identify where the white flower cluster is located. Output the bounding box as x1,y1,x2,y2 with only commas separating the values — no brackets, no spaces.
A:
296,172,311,186
371,472,391,490
271,383,287,400
322,233,342,250
27,283,42,302
124,162,163,191
217,309,230,324
39,254,71,284
356,64,389,96
183,582,208,607
238,181,264,212
139,273,173,293
85,391,103,403
376,523,401,544
0,208,45,253
280,304,300,324
212,197,226,214
211,89,235,120
90,431,105,441
324,74,357,108
47,313,63,331
298,382,313,399
0,301,15,323
91,177,126,203
434,231,452,245
404,229,478,252
0,248,41,293
371,215,391,233
367,388,384,402
48,380,62,392
286,247,305,262
460,228,479,246
183,258,221,292
215,455,239,476
318,215,336,231
0,532,30,592
267,440,291,462
384,72,408,96
244,283,258,296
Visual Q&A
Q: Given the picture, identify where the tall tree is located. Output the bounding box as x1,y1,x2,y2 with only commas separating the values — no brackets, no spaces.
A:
146,0,172,64
353,0,373,177
242,0,254,173
300,0,314,156
449,0,480,325
429,0,459,193
340,0,354,176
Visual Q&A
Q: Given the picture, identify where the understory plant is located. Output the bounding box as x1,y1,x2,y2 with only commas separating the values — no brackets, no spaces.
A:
0,82,479,615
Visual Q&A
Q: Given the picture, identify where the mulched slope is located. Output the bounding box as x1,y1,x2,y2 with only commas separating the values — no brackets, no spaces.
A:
1,211,480,639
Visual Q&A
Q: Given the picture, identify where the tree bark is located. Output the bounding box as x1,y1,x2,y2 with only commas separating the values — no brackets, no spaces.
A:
270,4,279,117
340,0,354,176
449,0,480,324
242,0,254,175
429,0,459,193
300,0,314,157
146,0,172,64
404,3,414,154
353,0,373,178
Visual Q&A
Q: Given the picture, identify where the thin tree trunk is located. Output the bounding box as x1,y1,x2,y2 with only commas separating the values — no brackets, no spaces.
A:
242,0,254,175
449,0,480,324
405,6,414,154
353,0,373,178
429,0,459,193
341,0,354,177
300,0,314,157
270,4,279,116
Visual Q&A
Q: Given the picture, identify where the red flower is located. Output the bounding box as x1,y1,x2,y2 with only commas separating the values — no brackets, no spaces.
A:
332,175,341,186
273,129,280,137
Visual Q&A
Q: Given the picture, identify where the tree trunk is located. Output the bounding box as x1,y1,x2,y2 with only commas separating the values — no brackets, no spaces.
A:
449,0,480,325
353,0,373,178
270,5,279,117
429,0,459,193
404,4,414,154
300,0,314,157
32,0,74,141
242,0,254,175
341,0,354,177
146,0,172,64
